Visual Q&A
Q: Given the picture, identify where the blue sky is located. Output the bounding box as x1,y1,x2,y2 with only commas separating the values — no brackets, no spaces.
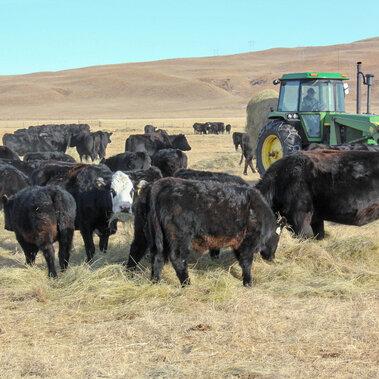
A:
0,0,378,75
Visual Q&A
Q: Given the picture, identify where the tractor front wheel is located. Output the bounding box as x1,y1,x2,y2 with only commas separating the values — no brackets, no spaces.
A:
256,121,302,175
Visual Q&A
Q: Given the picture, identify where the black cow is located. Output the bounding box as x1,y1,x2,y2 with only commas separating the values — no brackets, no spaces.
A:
93,131,112,160
232,132,245,151
152,149,188,177
206,122,225,134
307,143,379,152
255,150,379,240
101,152,151,172
127,177,282,287
32,162,135,261
70,132,96,162
173,168,249,259
168,134,191,151
174,168,248,186
144,124,156,134
0,159,39,179
0,146,20,161
125,134,168,157
2,124,89,156
240,134,256,175
193,123,208,134
225,124,231,134
24,151,76,163
0,162,30,209
2,185,76,278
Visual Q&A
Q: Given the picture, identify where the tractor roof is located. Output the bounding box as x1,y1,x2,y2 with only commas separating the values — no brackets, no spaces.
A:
280,72,349,80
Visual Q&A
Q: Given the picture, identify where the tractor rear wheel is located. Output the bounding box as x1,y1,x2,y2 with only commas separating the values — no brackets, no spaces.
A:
256,121,302,175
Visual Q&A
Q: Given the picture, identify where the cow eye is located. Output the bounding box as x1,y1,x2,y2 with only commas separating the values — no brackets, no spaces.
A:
110,188,116,197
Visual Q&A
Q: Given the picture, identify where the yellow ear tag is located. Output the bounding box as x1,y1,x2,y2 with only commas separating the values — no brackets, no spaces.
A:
137,185,143,196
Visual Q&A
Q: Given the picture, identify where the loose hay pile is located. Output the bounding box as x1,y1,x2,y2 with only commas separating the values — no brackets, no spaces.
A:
246,89,279,149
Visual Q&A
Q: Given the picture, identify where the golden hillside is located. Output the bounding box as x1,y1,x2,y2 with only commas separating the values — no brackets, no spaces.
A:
0,37,378,119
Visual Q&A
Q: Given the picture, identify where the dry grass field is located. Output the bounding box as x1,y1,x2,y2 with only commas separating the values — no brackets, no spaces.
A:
0,119,378,378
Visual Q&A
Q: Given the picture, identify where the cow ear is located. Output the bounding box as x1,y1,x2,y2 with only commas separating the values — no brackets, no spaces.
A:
95,177,107,189
2,194,9,206
136,180,148,195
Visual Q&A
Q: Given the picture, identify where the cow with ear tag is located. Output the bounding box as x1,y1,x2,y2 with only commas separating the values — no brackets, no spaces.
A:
31,162,135,261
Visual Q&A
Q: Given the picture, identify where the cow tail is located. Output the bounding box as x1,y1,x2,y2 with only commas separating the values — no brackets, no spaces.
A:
149,185,164,256
50,186,76,234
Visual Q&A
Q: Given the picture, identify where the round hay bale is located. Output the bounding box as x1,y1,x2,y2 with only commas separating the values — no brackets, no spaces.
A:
246,89,279,150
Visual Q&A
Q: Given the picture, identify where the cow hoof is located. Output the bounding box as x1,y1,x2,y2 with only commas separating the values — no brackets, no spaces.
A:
181,278,191,287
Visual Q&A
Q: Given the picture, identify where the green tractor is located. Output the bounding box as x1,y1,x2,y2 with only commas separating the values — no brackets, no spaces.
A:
255,62,379,175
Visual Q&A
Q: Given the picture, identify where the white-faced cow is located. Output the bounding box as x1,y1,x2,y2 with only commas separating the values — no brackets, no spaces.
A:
32,162,135,261
255,150,379,239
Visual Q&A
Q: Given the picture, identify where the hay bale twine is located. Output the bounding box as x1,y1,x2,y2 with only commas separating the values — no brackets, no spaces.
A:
246,89,279,150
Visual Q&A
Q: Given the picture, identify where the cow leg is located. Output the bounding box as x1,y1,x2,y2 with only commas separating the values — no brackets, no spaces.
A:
127,232,149,269
234,247,254,287
311,219,325,240
58,228,74,271
99,234,109,253
80,227,96,262
248,158,257,174
41,244,57,278
209,248,220,259
150,246,166,283
243,158,249,175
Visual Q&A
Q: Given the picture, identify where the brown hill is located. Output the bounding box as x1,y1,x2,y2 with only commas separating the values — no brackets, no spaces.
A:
0,37,378,119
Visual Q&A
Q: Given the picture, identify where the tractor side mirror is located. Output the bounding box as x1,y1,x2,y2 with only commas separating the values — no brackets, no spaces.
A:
343,82,349,95
273,79,280,85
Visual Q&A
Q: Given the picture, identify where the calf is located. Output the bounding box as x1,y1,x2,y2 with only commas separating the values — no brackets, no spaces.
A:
232,132,245,150
101,152,151,171
240,134,256,174
127,178,282,287
152,148,188,177
2,185,76,278
255,150,379,239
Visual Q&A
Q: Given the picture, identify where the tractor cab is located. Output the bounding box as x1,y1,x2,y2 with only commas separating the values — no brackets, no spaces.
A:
275,73,349,141
255,68,379,175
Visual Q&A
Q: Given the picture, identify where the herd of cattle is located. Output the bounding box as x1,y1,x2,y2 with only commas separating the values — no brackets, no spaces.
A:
0,123,378,287
193,122,231,135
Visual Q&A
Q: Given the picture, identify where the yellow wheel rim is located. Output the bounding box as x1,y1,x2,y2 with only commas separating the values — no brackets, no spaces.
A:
262,135,283,170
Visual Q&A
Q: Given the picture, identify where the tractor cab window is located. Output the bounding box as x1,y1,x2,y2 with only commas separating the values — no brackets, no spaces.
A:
278,80,300,111
300,80,345,112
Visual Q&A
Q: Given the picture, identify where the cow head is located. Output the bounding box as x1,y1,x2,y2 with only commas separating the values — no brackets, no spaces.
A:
171,134,191,151
259,216,286,261
110,171,134,213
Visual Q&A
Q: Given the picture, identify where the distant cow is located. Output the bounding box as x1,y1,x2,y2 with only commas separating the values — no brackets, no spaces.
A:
232,132,245,150
2,185,76,278
239,134,256,175
0,162,31,209
70,131,112,162
0,146,20,161
206,122,225,134
93,131,112,160
101,152,151,172
152,149,188,177
24,151,76,163
144,124,157,134
193,123,208,135
255,150,379,239
32,162,135,261
127,177,282,287
225,124,231,134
